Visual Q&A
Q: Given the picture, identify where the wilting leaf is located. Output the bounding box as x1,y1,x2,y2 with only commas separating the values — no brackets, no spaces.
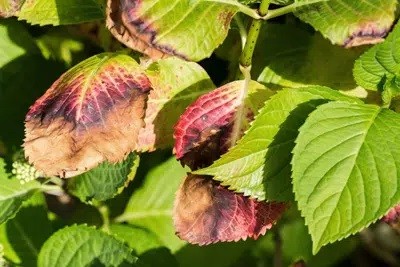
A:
137,58,215,151
24,52,152,178
174,174,286,245
106,0,238,61
174,80,272,165
294,0,397,47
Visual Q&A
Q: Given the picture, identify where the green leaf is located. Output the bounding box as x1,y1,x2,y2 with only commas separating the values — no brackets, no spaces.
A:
18,0,105,26
38,225,137,267
354,22,400,91
106,0,239,61
294,0,398,47
0,19,39,68
0,158,41,224
68,153,140,203
292,101,400,253
0,193,52,266
255,23,363,90
118,157,188,252
110,224,163,255
195,86,361,201
35,29,85,67
138,58,215,151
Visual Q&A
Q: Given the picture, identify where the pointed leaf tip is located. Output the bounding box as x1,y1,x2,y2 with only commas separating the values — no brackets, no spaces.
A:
24,53,151,178
174,174,286,245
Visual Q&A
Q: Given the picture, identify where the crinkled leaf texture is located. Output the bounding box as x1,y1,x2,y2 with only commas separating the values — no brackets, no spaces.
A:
17,0,105,26
67,153,139,203
38,225,137,267
292,101,400,253
174,174,286,245
195,87,361,201
0,158,41,224
24,52,151,178
138,57,215,151
294,0,397,47
173,81,285,245
354,22,400,91
106,0,238,61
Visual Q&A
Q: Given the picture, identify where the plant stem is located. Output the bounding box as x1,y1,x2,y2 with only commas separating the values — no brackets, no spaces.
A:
239,0,270,67
93,200,111,233
264,0,327,20
273,228,283,267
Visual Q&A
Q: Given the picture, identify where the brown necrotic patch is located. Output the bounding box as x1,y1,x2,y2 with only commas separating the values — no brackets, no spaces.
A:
24,58,152,178
174,174,286,245
344,22,389,48
106,0,187,60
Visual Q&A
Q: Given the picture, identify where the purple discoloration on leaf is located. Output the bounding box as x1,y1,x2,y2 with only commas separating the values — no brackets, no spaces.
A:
174,174,286,245
344,23,388,48
27,65,151,129
383,203,400,225
174,82,243,159
24,53,151,178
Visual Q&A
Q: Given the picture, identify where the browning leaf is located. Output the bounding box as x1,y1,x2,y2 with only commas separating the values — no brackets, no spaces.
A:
174,174,286,245
173,81,284,245
24,53,151,178
0,0,24,18
106,0,237,61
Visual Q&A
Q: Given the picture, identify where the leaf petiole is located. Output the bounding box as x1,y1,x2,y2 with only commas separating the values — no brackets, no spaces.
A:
263,0,328,20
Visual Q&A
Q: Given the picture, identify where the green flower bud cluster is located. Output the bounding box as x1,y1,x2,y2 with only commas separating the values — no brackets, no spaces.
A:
11,161,42,184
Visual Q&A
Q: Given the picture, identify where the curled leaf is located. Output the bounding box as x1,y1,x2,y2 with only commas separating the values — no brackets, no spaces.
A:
24,53,151,178
174,174,286,245
106,0,237,61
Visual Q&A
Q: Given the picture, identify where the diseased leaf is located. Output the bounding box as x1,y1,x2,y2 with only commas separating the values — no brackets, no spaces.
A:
137,58,215,151
38,225,137,267
67,153,140,203
18,0,105,26
24,52,152,178
353,22,400,91
383,204,400,226
294,0,397,47
106,0,238,61
292,101,400,253
120,157,188,252
0,0,24,18
174,80,272,164
0,158,41,224
174,174,286,245
195,87,361,201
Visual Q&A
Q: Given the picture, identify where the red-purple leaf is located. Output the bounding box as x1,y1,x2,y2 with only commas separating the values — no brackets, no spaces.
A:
383,204,400,225
24,53,151,178
174,81,249,160
174,174,286,245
